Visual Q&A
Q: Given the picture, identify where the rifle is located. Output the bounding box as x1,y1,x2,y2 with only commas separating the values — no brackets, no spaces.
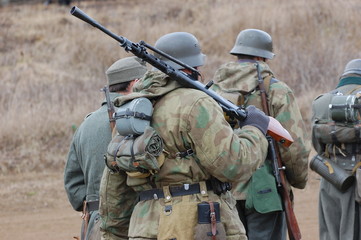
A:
256,63,301,240
69,6,293,148
101,85,116,131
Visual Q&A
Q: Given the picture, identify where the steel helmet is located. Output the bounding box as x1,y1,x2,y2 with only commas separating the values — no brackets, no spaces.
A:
342,59,361,77
154,32,206,70
230,29,275,59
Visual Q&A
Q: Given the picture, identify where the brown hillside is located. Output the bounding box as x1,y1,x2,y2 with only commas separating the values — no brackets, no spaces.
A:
0,1,359,239
1,0,361,172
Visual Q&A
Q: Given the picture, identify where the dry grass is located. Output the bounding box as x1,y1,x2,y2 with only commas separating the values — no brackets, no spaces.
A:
1,0,361,173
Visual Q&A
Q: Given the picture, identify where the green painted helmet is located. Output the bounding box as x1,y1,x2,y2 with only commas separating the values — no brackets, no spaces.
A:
230,29,275,59
342,59,361,76
154,32,206,70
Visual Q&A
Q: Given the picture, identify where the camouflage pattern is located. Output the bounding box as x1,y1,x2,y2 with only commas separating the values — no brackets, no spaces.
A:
105,126,163,173
211,60,310,200
311,75,361,240
99,168,138,240
109,70,269,239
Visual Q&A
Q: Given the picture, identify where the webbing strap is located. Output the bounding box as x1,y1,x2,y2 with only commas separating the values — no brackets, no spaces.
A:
209,201,217,240
352,162,361,174
115,109,152,121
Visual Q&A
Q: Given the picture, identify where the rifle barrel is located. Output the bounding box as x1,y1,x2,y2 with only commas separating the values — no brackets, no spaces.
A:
70,6,295,147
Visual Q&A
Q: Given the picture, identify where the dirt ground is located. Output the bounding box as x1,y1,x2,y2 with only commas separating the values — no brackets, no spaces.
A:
0,170,320,240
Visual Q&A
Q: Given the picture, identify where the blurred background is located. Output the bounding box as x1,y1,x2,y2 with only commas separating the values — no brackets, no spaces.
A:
2,0,360,173
2,0,359,239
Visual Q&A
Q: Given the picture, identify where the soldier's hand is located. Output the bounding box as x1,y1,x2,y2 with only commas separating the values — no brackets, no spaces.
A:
238,105,269,135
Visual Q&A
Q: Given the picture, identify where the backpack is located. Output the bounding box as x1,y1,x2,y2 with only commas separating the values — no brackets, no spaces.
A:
312,88,361,146
104,97,164,178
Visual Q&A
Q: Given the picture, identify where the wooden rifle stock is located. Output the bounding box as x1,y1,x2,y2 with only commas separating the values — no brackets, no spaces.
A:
101,86,115,131
257,63,301,240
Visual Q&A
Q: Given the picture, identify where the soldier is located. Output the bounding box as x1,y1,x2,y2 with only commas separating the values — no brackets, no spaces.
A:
101,31,271,240
311,59,361,240
64,56,147,240
211,29,310,239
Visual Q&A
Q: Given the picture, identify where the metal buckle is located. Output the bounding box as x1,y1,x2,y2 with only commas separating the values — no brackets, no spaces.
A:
186,149,194,156
175,149,194,159
164,205,172,215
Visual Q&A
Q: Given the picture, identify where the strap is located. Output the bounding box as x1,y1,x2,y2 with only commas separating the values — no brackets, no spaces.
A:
106,135,131,173
199,181,209,202
164,148,195,159
330,123,340,144
113,136,128,164
209,201,217,240
324,161,334,174
81,201,90,239
346,86,361,95
114,108,152,121
256,63,271,115
263,75,273,95
352,162,361,174
87,200,99,212
130,136,137,168
104,156,120,173
162,186,173,216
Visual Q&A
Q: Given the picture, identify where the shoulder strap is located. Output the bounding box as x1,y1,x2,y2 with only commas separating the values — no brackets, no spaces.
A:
346,86,361,95
263,75,279,94
257,74,276,115
263,75,273,95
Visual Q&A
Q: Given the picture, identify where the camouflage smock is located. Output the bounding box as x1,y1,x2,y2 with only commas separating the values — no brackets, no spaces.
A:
113,70,269,240
212,61,310,200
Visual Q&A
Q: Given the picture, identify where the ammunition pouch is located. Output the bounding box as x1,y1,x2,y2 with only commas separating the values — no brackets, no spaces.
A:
310,154,355,192
194,202,226,240
156,195,198,240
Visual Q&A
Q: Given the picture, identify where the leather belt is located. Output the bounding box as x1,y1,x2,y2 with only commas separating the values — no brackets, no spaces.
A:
87,200,99,212
138,181,212,201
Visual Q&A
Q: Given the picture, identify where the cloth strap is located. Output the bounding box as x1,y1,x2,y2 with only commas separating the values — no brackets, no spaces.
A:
114,108,152,121
209,201,217,240
87,200,99,212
